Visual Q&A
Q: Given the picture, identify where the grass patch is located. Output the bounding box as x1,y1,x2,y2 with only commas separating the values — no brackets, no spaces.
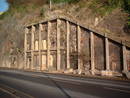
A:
51,0,79,4
88,0,122,16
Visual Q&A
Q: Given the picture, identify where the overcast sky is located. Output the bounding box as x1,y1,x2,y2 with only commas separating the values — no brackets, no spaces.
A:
0,0,9,12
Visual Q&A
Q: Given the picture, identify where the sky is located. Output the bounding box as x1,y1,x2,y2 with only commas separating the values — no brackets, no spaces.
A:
0,0,9,12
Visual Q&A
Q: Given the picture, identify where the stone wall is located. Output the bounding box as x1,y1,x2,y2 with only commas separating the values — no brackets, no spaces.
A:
109,40,122,72
94,34,105,71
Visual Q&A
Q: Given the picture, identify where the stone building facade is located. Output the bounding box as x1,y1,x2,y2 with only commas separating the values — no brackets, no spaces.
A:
24,16,130,78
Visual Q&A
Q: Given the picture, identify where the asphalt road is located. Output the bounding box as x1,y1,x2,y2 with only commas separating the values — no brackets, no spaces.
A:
0,89,15,98
0,69,130,98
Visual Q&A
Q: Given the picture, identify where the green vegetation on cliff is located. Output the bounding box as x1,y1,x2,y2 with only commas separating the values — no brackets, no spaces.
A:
1,0,129,18
51,0,79,3
1,0,129,27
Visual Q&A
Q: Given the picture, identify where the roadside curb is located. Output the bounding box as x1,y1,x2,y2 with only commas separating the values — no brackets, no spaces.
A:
1,68,130,82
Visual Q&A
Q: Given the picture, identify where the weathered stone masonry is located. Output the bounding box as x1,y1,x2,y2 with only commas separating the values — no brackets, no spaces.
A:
24,16,130,78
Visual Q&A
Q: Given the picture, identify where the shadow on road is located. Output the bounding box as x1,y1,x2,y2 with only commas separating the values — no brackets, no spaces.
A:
44,73,71,98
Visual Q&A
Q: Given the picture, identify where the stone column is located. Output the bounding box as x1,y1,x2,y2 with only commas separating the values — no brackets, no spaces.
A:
57,19,61,70
77,25,81,71
105,35,110,71
39,24,42,71
90,32,95,75
47,22,51,70
122,45,128,72
31,26,35,70
66,21,70,69
24,28,28,70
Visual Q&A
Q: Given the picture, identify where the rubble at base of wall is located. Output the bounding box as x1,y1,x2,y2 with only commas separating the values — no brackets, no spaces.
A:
124,72,130,79
64,69,74,74
64,69,91,75
77,70,91,75
101,70,123,77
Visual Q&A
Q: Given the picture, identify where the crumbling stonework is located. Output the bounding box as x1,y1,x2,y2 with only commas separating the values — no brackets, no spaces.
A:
23,16,130,78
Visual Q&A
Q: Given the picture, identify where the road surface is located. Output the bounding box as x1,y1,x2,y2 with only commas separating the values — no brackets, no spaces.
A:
0,69,130,98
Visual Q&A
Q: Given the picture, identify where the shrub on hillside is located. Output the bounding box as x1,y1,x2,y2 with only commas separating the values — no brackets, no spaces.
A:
51,0,79,3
